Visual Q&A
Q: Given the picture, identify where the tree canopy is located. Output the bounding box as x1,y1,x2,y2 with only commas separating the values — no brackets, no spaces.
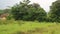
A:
11,0,47,21
49,0,60,22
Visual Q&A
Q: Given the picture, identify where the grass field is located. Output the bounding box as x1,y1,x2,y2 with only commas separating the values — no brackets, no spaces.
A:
0,20,60,34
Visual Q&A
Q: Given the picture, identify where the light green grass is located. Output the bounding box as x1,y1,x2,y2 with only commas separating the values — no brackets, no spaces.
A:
0,21,60,34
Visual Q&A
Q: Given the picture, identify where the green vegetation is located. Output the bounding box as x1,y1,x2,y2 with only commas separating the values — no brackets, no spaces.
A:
0,20,59,34
0,0,60,22
48,0,60,22
0,0,60,34
0,10,3,14
11,0,47,21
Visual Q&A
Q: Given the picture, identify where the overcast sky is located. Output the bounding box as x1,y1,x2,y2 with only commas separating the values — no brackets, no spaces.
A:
0,0,56,12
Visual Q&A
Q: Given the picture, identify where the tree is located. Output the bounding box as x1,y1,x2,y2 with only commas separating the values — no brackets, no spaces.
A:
49,0,60,22
11,0,30,20
0,10,3,14
11,0,47,21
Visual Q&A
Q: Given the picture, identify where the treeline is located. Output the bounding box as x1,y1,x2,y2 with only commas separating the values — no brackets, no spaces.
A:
0,0,60,22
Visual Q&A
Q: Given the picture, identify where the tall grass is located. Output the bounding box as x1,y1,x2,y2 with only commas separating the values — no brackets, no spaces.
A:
0,20,60,34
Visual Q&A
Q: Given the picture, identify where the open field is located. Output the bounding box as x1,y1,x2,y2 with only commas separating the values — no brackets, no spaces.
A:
0,20,60,34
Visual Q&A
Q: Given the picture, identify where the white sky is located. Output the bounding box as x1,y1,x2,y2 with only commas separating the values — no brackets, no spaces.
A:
0,0,57,12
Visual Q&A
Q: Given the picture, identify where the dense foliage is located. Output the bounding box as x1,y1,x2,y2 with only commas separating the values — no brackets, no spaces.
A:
11,0,47,22
0,0,60,22
49,0,60,22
